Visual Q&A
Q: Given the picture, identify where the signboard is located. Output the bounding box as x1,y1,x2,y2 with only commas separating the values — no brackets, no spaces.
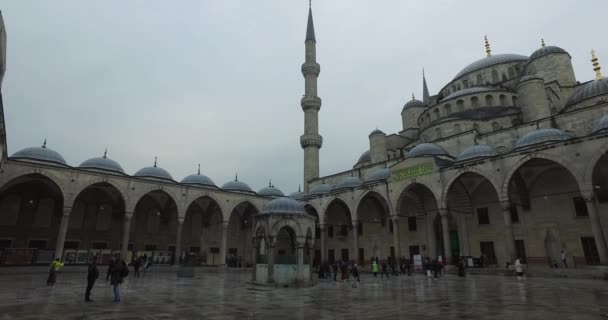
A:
392,162,433,182
413,254,422,271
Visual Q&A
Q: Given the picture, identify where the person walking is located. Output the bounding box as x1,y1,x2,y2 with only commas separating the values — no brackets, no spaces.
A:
561,250,568,268
381,260,389,278
514,257,525,280
332,262,338,281
109,259,128,302
133,256,141,278
46,258,64,286
106,257,116,281
372,259,379,278
85,260,99,302
431,259,438,280
457,257,466,277
350,263,360,287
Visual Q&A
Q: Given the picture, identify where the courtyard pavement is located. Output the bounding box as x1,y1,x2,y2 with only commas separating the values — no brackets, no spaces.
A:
0,269,606,319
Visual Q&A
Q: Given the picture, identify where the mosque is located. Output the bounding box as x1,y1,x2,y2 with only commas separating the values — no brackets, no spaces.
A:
0,5,607,270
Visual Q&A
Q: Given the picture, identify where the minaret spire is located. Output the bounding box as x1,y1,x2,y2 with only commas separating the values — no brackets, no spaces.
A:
153,156,157,167
484,35,492,57
103,148,108,158
422,68,430,104
197,164,201,175
591,49,603,80
300,4,323,193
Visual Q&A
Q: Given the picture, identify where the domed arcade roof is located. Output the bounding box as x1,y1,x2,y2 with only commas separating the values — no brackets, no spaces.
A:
515,128,572,148
181,166,217,188
334,176,363,190
134,158,173,180
222,174,254,193
258,180,285,198
263,197,305,215
79,150,124,173
366,168,390,182
456,144,497,162
566,78,608,107
592,113,608,133
407,143,450,158
454,54,528,79
11,140,67,165
288,186,306,200
309,183,332,195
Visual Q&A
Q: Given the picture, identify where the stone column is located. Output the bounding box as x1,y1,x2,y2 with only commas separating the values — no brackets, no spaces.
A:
174,217,185,265
120,213,133,260
251,238,258,282
583,193,608,264
219,221,229,266
392,216,401,259
458,212,470,256
319,224,327,263
501,201,516,263
352,220,359,264
307,241,314,282
267,236,276,283
54,207,71,260
199,226,205,256
296,239,305,283
440,211,452,264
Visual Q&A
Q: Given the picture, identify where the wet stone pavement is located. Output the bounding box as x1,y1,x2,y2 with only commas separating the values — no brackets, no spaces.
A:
0,270,606,319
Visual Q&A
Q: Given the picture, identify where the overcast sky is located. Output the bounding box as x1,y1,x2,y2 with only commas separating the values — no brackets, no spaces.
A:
2,0,607,194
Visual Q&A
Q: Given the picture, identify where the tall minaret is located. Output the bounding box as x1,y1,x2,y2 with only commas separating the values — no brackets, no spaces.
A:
300,2,322,192
0,11,7,165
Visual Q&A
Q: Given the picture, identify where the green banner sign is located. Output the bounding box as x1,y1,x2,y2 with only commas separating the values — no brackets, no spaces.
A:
392,162,433,182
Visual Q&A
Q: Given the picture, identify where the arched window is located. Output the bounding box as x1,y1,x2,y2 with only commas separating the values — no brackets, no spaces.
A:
499,94,507,106
433,108,440,121
492,121,502,131
457,99,465,112
457,84,461,91
512,96,518,106
463,79,469,88
476,74,483,85
445,104,452,115
426,114,431,124
471,96,479,108
485,95,494,107
435,128,442,139
502,74,507,82
492,70,499,82
508,67,515,78
454,123,461,133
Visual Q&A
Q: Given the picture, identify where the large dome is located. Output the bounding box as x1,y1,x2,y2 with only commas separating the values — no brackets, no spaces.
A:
222,175,254,193
407,143,450,158
258,181,285,198
181,173,216,188
454,54,528,79
441,87,496,102
592,113,608,133
309,183,332,195
79,153,124,173
456,144,497,162
529,45,569,62
134,164,173,180
515,128,572,148
566,78,608,107
11,142,67,165
263,197,305,215
366,167,390,182
334,176,363,190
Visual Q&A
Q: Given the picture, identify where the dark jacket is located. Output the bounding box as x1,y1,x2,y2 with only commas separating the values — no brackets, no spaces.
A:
87,263,99,282
109,262,125,285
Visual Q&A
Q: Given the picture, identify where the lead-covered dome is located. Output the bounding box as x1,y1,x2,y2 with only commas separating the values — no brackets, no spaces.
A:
441,87,496,102
566,78,608,107
309,183,332,195
407,143,450,158
515,128,572,148
454,54,528,79
370,129,385,135
263,197,305,215
222,175,254,193
11,141,67,165
456,144,497,162
134,160,173,180
181,170,216,188
79,152,124,173
529,45,569,62
288,186,306,200
366,168,390,182
356,150,371,164
258,181,285,198
334,176,363,190
592,113,608,133
402,98,426,112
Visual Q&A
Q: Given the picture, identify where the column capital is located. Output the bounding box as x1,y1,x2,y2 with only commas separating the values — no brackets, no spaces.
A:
177,216,185,224
62,206,72,216
351,220,359,228
499,200,511,211
318,223,327,230
390,215,399,223
580,190,595,203
125,212,134,220
438,208,449,217
222,221,229,229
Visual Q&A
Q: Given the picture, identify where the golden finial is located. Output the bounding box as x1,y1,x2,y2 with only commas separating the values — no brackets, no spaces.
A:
591,49,603,80
541,38,545,47
484,35,492,57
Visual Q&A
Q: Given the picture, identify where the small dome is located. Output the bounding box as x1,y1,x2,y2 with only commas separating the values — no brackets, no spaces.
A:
566,78,608,107
134,164,173,180
288,187,306,200
79,153,124,173
11,142,67,165
334,176,363,190
263,197,305,215
515,128,572,148
441,86,496,102
222,175,254,193
370,129,385,136
407,143,450,158
518,74,543,84
402,98,426,112
309,183,332,195
454,54,528,79
529,45,569,62
258,181,285,198
366,168,390,182
456,144,498,162
356,150,371,164
592,113,608,133
181,173,217,188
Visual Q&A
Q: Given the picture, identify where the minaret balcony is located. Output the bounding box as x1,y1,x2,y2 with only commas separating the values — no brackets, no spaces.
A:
301,62,321,76
301,96,322,110
300,133,323,149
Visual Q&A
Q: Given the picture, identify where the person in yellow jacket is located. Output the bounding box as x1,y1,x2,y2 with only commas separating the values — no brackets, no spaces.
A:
47,258,64,286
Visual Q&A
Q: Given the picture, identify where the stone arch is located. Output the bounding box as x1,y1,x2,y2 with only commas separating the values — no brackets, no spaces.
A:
441,168,502,209
271,218,303,238
395,180,441,213
224,199,262,223
0,168,70,204
583,141,608,192
501,154,583,201
323,196,353,222
129,185,182,216
182,195,224,257
131,188,179,252
72,180,127,212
